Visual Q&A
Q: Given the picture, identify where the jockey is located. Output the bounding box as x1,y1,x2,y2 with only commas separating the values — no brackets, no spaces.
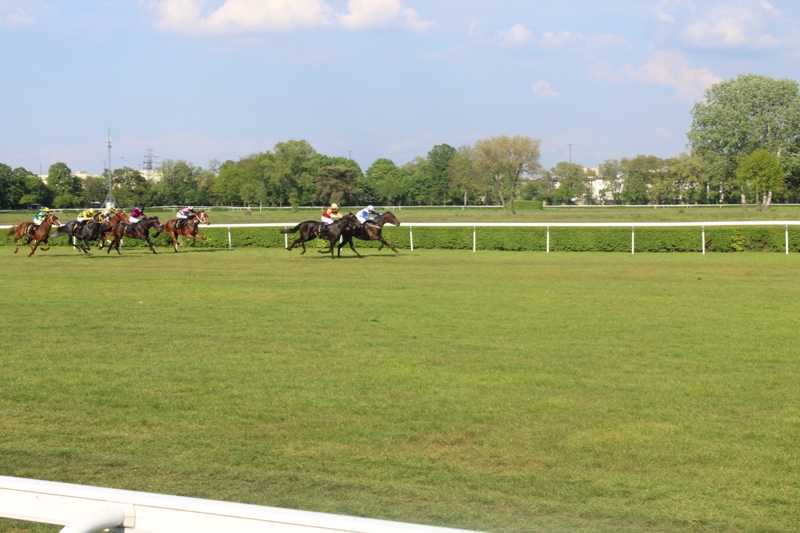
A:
321,203,342,226
28,207,50,236
356,205,381,225
76,208,95,231
129,206,146,231
100,205,116,222
176,206,196,229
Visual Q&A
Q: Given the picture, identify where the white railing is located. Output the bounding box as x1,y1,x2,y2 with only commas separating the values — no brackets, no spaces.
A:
0,476,484,533
4,221,799,254
198,221,800,255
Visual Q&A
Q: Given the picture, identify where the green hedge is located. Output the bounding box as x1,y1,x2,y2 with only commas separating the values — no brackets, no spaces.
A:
3,225,799,252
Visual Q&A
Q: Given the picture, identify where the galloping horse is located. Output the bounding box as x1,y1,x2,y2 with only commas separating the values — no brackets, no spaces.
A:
163,210,211,252
338,211,401,257
106,217,163,255
96,210,129,249
6,213,61,256
51,219,106,255
280,213,358,259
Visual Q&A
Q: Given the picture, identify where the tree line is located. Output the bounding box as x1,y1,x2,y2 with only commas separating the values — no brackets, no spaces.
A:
3,74,799,213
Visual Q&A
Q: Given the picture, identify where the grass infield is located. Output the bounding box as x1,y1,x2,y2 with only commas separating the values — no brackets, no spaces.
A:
1,248,799,533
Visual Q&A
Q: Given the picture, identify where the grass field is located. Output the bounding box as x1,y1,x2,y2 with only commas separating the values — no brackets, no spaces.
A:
1,247,799,533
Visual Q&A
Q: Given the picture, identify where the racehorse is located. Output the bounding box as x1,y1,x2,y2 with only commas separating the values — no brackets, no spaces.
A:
106,217,163,255
51,219,106,255
96,210,129,249
338,211,401,257
163,210,211,252
280,213,358,259
6,213,61,256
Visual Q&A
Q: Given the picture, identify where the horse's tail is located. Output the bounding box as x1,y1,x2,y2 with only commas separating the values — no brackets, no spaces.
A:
6,225,18,236
280,224,302,235
51,226,68,238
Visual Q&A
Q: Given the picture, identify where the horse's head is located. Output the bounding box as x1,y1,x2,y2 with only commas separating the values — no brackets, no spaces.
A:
149,217,163,236
48,214,61,227
382,211,400,226
197,210,210,225
116,211,129,223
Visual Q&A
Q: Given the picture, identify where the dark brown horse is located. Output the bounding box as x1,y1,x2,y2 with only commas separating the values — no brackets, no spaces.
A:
6,213,61,256
97,210,129,249
163,210,211,252
280,213,358,259
338,211,401,257
106,217,163,255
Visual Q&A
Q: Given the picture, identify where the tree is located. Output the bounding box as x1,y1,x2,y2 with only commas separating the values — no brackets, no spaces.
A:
427,144,456,204
265,140,318,207
737,149,784,211
619,155,663,205
550,162,589,205
688,74,800,209
473,135,541,215
114,167,151,207
0,164,27,208
598,160,624,204
447,145,487,208
364,158,404,205
315,165,359,205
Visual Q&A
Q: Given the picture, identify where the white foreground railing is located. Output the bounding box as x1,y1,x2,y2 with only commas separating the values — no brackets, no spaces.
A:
3,221,799,254
198,221,800,254
0,476,484,533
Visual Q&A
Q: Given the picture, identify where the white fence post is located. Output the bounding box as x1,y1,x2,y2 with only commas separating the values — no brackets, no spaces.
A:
702,226,705,255
546,226,550,253
473,226,476,253
227,227,232,251
409,226,414,251
631,226,635,254
786,225,789,255
284,228,289,249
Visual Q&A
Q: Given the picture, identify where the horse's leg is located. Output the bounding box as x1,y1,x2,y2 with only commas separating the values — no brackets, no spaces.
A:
195,233,210,247
13,232,21,254
27,238,41,257
41,238,51,252
381,237,399,254
146,236,157,254
169,229,179,252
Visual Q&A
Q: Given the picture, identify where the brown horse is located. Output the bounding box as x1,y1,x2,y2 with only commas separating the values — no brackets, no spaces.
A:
338,211,401,257
280,213,358,259
97,210,130,249
163,210,211,252
6,213,61,256
106,217,163,255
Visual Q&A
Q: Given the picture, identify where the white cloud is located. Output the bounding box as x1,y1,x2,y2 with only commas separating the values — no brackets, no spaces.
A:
590,50,722,102
338,0,432,31
533,80,560,98
0,6,36,27
497,23,533,47
655,0,782,49
151,0,431,34
760,1,782,17
539,31,582,50
655,126,674,141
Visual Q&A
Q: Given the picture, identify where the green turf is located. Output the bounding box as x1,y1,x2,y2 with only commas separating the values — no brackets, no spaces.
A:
1,248,799,533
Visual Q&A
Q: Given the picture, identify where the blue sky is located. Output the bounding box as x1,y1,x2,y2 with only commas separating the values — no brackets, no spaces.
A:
2,0,800,175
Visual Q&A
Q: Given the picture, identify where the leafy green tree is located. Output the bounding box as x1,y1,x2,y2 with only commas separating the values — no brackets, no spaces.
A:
550,162,589,205
688,74,800,209
113,167,150,207
82,176,107,205
149,160,205,205
239,180,268,207
473,135,541,214
427,144,456,203
737,149,784,211
0,164,28,208
619,155,663,205
598,160,623,204
264,140,318,207
315,165,359,205
447,145,487,208
47,163,81,196
364,158,404,205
